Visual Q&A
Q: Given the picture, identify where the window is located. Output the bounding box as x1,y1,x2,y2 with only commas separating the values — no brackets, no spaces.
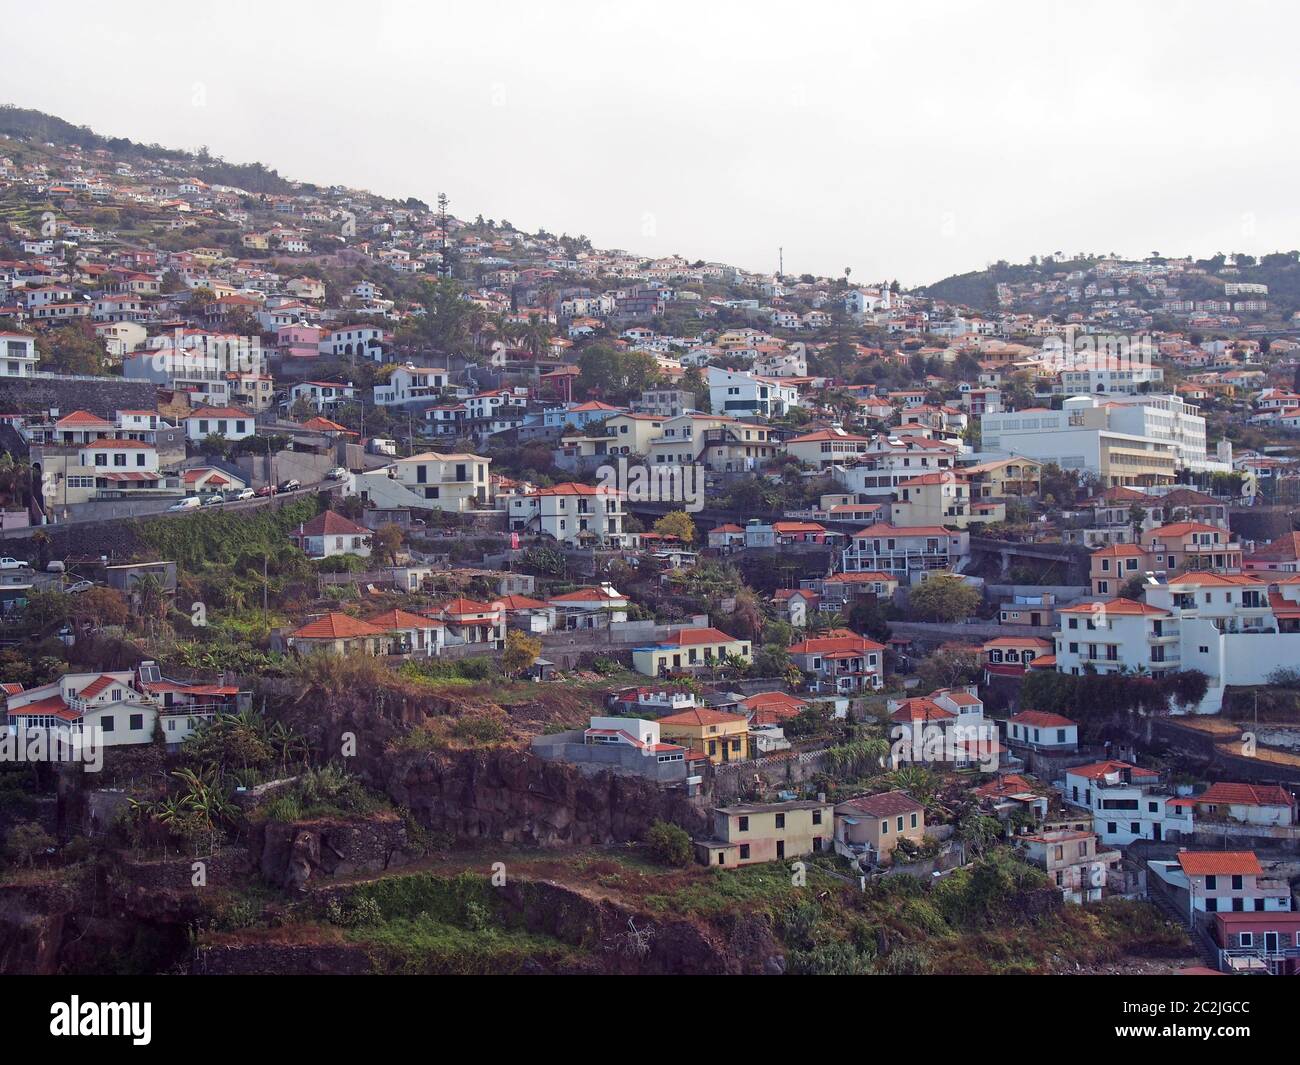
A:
1231,875,1243,891
775,813,785,829
1238,932,1253,947
910,813,917,828
738,816,748,832
129,713,144,730
739,844,750,860
101,715,115,732
1205,875,1218,890
896,816,904,831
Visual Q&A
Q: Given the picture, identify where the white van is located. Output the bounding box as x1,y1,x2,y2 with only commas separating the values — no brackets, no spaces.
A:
168,496,201,511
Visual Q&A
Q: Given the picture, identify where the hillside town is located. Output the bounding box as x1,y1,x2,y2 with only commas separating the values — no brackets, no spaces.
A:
0,104,1299,982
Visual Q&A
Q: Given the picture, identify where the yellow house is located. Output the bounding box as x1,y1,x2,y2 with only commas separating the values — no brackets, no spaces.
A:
656,707,750,764
631,627,752,677
891,472,1004,529
695,800,835,866
963,456,1043,499
834,790,926,863
604,412,668,455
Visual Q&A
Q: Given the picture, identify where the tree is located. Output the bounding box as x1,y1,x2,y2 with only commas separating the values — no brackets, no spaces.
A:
653,511,697,545
75,586,129,629
501,630,542,676
917,643,983,691
6,821,54,868
645,820,692,867
34,322,107,375
371,523,403,565
906,575,980,623
576,343,661,401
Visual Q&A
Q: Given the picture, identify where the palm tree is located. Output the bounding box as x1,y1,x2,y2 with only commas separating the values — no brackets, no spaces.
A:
131,572,167,637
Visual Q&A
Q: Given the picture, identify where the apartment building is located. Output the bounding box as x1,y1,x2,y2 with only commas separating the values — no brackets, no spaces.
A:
981,397,1181,487
840,523,970,580
835,435,958,499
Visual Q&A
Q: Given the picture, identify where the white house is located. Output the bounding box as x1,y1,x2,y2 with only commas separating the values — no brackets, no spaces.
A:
0,332,38,377
183,406,255,442
706,366,800,417
1060,760,1194,846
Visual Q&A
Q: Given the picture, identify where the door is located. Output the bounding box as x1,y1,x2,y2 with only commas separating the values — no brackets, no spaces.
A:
1265,932,1280,953
776,840,785,859
1152,822,1161,841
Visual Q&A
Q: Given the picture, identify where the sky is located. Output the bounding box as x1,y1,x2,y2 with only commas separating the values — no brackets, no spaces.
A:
2,0,1298,287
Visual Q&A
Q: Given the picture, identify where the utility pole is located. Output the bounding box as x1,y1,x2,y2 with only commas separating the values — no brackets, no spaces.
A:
778,246,783,278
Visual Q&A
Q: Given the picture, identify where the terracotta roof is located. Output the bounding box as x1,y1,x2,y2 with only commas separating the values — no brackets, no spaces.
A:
364,608,441,631
434,598,498,616
837,790,924,818
657,707,747,727
291,511,371,538
187,406,249,419
1009,710,1077,729
549,586,626,603
497,594,549,610
889,698,956,723
1067,759,1158,781
1196,783,1295,809
77,675,119,700
290,613,385,639
655,627,744,647
1176,851,1263,877
1058,598,1168,617
789,630,884,655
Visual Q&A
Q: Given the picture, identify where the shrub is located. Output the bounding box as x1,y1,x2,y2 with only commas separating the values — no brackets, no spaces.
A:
645,820,692,867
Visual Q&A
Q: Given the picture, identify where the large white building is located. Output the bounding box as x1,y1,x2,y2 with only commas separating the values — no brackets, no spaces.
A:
706,366,800,417
1052,572,1300,712
981,395,1229,488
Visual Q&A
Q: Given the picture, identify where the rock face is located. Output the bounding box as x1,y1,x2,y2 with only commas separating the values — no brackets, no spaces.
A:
252,814,414,892
385,748,709,848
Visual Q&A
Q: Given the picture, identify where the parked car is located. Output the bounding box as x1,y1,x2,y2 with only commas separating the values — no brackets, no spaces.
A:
278,478,301,492
65,580,94,594
234,488,255,501
327,466,348,480
255,485,277,498
0,557,24,570
168,497,201,511
45,560,65,573
202,494,224,506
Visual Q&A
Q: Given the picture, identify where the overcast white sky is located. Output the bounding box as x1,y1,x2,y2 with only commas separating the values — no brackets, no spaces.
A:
2,0,1297,285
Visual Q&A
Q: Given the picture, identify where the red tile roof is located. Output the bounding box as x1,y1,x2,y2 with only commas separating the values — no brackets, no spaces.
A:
1010,709,1077,729
1176,851,1263,877
290,613,385,639
1196,783,1295,809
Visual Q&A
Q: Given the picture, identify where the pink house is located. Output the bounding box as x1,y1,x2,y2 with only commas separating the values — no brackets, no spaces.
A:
277,324,323,360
